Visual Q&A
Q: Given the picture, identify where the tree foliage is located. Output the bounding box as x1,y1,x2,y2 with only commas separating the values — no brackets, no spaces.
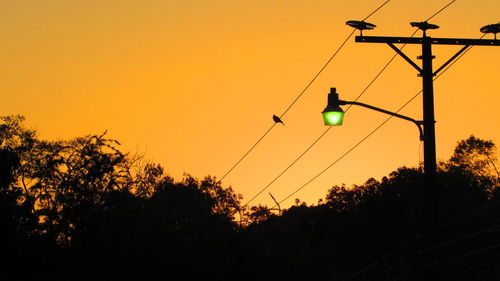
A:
2,115,499,280
0,115,243,280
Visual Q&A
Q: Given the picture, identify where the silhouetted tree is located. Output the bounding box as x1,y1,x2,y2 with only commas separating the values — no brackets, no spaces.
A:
1,115,247,280
1,117,134,244
67,174,241,280
245,204,274,224
3,115,499,280
240,135,499,280
449,135,499,178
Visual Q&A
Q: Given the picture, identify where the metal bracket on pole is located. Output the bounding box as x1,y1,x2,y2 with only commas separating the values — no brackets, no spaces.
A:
387,43,423,73
433,45,471,76
339,100,424,141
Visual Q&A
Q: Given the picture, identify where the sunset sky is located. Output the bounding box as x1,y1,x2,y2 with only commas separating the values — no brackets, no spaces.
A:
1,0,499,208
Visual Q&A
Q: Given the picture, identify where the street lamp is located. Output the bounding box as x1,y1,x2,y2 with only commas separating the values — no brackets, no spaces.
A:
322,88,424,140
322,89,344,126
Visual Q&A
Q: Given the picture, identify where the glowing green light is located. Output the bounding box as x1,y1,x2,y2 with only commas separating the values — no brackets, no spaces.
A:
322,111,344,126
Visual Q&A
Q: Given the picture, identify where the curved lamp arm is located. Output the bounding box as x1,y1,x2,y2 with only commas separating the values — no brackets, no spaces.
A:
340,100,424,141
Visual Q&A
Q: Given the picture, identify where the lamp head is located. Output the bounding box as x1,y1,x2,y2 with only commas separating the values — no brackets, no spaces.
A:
322,88,344,126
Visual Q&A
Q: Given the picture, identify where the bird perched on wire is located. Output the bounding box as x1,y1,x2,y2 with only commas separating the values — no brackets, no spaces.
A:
273,115,284,125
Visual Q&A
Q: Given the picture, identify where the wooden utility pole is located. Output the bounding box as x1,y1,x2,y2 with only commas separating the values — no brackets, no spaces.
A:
353,21,499,279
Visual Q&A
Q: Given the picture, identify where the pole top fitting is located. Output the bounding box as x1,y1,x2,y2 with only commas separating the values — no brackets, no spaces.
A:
480,23,500,40
410,21,439,37
346,20,376,36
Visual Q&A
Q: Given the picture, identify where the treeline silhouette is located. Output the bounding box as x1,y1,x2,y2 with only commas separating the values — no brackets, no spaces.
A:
1,115,499,280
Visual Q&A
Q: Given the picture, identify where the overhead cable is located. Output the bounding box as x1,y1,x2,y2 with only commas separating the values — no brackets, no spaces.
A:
218,0,393,183
242,12,413,207
421,242,500,269
275,0,460,206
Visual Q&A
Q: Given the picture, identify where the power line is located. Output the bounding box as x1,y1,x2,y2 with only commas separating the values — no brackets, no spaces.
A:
434,21,499,77
275,38,476,205
401,226,498,280
242,39,412,207
344,239,415,281
242,126,333,206
425,0,456,22
343,200,500,281
419,200,500,240
362,0,391,22
278,0,392,120
278,29,356,120
236,18,496,192
274,0,461,206
437,34,493,77
418,224,500,254
434,247,490,281
244,0,463,206
421,241,500,269
242,28,421,207
217,30,354,183
217,0,393,183
321,68,488,280
277,90,422,205
218,29,355,183
339,185,499,280
366,258,407,281
366,224,500,280
218,123,277,182
391,271,412,281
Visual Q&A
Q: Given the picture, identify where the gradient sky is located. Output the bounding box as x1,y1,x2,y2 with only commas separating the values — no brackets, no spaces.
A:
1,0,499,208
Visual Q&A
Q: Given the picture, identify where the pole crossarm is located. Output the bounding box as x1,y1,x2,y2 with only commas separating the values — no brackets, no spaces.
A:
387,43,423,73
356,36,500,46
339,100,424,140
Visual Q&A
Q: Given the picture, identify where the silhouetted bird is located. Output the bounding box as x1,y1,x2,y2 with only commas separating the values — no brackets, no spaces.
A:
273,115,284,125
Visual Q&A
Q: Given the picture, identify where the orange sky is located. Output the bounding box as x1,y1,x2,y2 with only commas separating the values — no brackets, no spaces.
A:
1,0,499,208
